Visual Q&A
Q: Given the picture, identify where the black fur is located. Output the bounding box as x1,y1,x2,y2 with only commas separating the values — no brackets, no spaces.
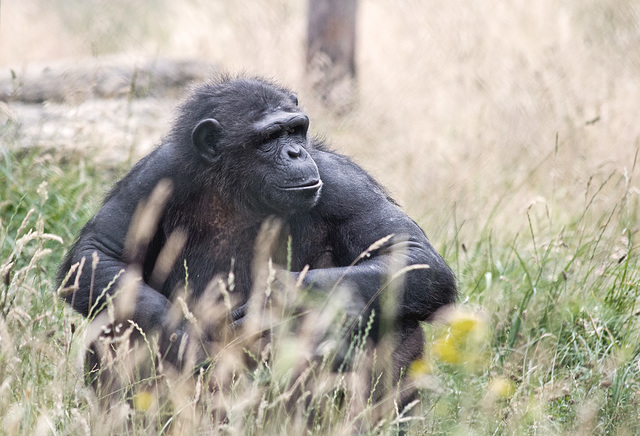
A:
57,75,456,377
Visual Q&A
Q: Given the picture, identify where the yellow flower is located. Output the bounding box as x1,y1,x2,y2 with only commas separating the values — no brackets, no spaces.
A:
431,309,489,368
488,376,516,398
450,316,479,338
408,357,433,377
432,335,461,364
133,391,155,411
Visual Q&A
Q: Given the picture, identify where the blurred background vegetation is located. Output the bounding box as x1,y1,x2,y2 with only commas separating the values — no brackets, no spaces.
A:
1,0,639,434
3,0,638,243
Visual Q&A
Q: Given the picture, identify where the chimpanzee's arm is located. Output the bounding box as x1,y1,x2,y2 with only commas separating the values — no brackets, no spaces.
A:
57,147,177,335
302,148,457,322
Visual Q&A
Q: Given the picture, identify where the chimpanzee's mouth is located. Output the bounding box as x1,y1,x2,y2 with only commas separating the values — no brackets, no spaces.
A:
280,179,323,192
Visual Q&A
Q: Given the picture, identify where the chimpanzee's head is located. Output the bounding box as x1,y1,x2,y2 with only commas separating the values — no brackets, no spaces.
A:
172,76,322,216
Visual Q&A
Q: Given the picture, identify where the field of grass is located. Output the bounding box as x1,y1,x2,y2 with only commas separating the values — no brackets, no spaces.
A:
2,0,640,434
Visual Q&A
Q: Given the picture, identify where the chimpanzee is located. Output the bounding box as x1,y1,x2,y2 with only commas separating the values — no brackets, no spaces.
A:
57,75,456,384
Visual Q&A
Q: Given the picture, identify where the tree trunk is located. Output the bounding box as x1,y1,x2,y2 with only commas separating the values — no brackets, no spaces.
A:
306,0,358,113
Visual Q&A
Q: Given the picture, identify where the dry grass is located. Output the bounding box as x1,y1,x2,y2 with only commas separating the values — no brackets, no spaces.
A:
3,0,638,237
1,0,640,434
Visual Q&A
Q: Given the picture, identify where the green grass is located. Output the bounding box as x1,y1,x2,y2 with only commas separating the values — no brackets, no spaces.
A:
1,139,638,435
3,0,640,433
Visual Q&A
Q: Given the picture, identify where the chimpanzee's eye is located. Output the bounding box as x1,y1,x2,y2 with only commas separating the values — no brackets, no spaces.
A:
288,125,306,136
262,126,281,142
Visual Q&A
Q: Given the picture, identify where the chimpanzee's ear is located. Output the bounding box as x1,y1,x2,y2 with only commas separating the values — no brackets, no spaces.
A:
192,118,223,161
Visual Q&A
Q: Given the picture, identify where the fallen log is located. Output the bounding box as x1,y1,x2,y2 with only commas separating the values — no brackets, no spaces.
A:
0,57,216,103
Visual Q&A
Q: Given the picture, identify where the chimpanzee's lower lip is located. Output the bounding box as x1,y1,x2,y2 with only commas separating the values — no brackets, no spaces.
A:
279,180,323,191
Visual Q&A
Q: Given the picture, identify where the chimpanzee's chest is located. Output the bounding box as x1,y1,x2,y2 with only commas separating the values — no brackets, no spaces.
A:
159,213,333,299
284,214,336,270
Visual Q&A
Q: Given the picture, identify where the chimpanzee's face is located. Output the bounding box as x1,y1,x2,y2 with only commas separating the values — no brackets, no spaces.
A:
190,80,322,216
